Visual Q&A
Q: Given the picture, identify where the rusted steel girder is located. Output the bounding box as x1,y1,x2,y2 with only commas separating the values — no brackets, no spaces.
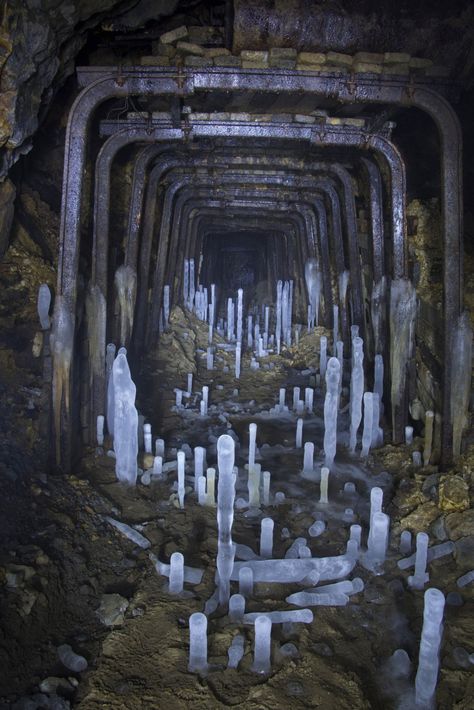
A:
54,67,460,470
90,140,388,441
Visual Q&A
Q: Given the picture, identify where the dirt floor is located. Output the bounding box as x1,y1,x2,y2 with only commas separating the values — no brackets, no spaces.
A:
0,308,473,709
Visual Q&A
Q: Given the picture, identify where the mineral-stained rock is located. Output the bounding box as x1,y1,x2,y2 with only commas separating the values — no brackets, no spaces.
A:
438,476,470,512
445,508,474,540
454,535,474,569
96,593,129,627
0,178,15,257
399,501,440,533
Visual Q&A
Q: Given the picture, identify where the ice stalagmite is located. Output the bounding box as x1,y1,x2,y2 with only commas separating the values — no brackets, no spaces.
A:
51,295,74,465
216,435,236,607
37,284,51,330
114,265,137,347
415,588,445,708
323,357,341,470
106,344,116,436
112,351,138,485
188,612,208,673
305,259,322,327
349,337,364,453
389,279,417,441
450,312,472,458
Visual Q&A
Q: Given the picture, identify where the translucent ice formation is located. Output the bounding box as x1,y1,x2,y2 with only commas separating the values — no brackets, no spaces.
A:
57,644,88,672
303,442,314,474
188,612,208,673
389,279,417,439
286,591,349,606
105,517,151,548
177,451,185,508
364,512,389,570
450,312,473,457
415,588,445,708
320,336,328,377
457,570,474,587
239,566,254,597
408,532,429,590
252,615,272,674
51,295,74,464
112,351,138,485
361,392,374,457
323,357,341,469
296,418,303,448
305,258,322,327
423,411,434,466
216,435,237,606
169,552,184,594
260,517,274,558
319,467,330,504
114,265,137,346
244,609,313,624
229,593,245,622
37,283,52,330
227,635,245,669
349,337,364,453
96,415,104,446
231,553,356,583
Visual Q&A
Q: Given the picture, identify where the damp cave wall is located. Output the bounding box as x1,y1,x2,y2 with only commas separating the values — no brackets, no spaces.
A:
0,0,473,475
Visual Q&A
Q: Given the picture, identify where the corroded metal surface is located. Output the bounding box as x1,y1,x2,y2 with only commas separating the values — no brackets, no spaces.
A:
52,66,462,470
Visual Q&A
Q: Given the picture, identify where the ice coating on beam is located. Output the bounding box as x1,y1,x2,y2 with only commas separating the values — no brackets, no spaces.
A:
114,265,137,347
230,553,356,583
450,312,473,458
323,357,340,469
349,337,364,453
112,351,138,486
51,295,74,465
389,278,417,438
305,258,322,327
37,283,52,330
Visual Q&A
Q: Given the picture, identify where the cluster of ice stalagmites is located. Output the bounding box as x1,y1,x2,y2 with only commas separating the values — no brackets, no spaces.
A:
88,268,462,704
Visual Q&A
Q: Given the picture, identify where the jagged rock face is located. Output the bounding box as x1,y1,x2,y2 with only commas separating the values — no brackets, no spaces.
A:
0,0,179,181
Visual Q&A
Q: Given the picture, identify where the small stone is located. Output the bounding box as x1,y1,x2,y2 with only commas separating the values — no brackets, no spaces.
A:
187,25,224,45
430,516,447,541
140,56,170,67
270,47,297,59
382,64,410,75
454,536,474,569
298,52,326,65
294,114,315,124
270,58,296,69
241,50,269,62
39,677,75,696
352,61,382,74
184,55,213,68
354,51,384,63
159,25,188,45
213,55,241,67
204,47,231,58
151,42,176,57
326,51,353,67
409,57,433,69
296,63,324,72
242,60,269,69
96,593,129,627
176,41,205,56
438,476,470,512
384,52,411,64
445,508,474,539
